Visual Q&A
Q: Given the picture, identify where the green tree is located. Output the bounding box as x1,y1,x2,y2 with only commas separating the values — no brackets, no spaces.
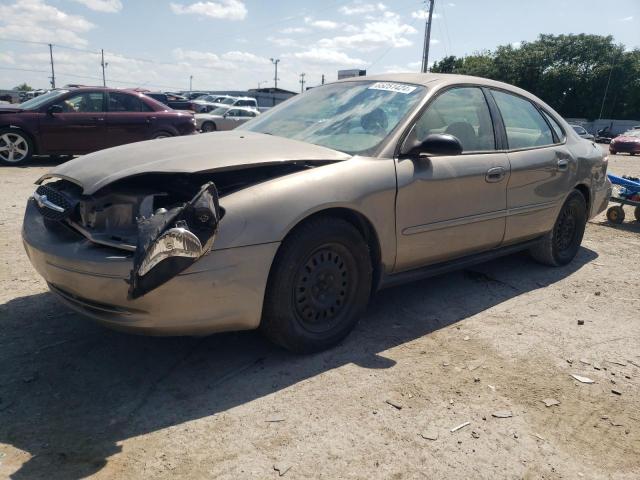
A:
13,83,33,92
430,34,640,120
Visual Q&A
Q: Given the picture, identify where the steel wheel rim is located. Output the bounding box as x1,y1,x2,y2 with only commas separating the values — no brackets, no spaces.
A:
0,133,29,163
293,245,352,333
555,203,577,251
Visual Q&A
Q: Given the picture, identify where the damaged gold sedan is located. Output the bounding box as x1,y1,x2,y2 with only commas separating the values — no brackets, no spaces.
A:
22,74,611,352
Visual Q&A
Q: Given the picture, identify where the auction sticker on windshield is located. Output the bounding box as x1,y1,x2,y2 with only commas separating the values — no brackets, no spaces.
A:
368,82,417,94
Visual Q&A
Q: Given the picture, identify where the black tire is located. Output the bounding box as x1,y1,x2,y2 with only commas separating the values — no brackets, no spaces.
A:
607,206,625,224
530,190,587,266
609,149,616,155
261,217,372,353
634,206,640,222
0,128,33,165
201,122,216,133
151,131,173,140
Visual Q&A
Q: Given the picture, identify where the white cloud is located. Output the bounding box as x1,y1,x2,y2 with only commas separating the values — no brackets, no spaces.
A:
221,50,269,64
410,10,441,20
305,18,340,30
170,0,247,20
511,41,522,49
0,0,94,45
280,26,308,34
619,16,633,22
283,48,365,66
267,36,297,47
339,2,386,15
317,11,417,51
406,61,421,70
71,0,123,13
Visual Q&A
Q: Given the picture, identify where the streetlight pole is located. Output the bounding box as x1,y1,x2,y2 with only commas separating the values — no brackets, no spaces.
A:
101,49,107,87
48,43,55,89
270,58,280,89
299,72,306,93
421,0,435,73
189,75,193,93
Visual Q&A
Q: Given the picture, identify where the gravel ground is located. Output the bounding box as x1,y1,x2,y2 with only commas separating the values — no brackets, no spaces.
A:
0,147,639,479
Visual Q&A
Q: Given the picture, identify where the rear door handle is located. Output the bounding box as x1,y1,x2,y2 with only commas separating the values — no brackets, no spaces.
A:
557,159,569,171
485,166,506,183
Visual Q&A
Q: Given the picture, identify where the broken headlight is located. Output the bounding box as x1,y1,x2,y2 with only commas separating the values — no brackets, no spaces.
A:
128,182,221,299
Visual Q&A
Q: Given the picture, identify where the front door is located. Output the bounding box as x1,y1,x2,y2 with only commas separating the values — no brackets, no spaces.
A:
104,92,154,147
39,91,107,153
395,87,510,271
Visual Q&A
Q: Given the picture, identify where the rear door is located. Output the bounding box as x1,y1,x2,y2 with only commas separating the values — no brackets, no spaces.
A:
394,86,510,271
104,92,154,147
38,91,107,153
489,89,573,243
221,109,244,130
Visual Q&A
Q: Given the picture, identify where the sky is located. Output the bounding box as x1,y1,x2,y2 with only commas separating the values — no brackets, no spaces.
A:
0,0,638,92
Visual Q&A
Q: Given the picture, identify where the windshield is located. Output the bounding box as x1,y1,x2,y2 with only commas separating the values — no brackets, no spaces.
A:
19,89,69,110
211,107,228,115
239,81,426,155
219,97,235,105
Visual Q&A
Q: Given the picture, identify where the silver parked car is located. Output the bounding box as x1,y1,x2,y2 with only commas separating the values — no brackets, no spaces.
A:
22,74,611,352
195,106,260,132
570,124,595,141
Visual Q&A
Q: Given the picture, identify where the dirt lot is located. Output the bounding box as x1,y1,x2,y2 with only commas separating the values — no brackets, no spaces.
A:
1,147,639,480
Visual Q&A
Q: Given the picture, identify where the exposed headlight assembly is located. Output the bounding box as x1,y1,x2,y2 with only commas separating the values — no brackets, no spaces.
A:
128,182,220,299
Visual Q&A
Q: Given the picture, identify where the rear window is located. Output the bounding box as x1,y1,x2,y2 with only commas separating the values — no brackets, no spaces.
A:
492,90,554,149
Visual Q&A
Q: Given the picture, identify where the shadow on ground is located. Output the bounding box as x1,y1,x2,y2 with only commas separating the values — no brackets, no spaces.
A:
0,247,597,479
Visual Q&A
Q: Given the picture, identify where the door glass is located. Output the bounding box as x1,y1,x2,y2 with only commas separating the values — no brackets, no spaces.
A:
492,90,554,149
414,87,495,152
227,109,240,117
541,111,566,142
62,93,105,112
108,92,145,112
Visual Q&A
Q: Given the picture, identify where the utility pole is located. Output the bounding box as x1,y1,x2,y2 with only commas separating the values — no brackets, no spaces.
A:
48,43,55,88
421,0,435,73
101,49,107,87
270,58,280,89
599,54,617,119
189,75,193,92
321,74,325,85
299,72,306,93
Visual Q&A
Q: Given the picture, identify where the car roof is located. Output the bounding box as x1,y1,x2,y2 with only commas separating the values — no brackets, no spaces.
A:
336,73,549,106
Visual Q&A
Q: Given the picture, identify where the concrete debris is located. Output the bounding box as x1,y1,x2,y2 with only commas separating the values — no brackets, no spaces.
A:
492,410,513,418
542,398,560,407
463,336,470,341
577,320,584,325
607,359,627,367
579,359,590,365
611,389,622,396
265,418,286,423
385,398,403,410
273,464,292,477
570,374,595,384
471,431,480,439
450,421,470,433
593,363,602,370
419,429,439,441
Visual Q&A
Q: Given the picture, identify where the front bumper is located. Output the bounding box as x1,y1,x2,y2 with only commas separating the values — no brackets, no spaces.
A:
610,142,640,153
591,177,612,218
22,200,279,335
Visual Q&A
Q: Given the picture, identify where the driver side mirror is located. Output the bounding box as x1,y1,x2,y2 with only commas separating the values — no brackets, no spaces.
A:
402,133,463,158
47,104,63,115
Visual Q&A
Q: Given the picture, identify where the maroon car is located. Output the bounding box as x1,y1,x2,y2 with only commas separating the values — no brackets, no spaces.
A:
0,87,197,165
609,129,640,155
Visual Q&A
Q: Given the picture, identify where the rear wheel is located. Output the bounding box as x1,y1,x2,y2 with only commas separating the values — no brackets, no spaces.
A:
201,122,216,133
0,129,33,165
530,190,587,266
261,217,372,353
607,206,625,224
151,131,172,140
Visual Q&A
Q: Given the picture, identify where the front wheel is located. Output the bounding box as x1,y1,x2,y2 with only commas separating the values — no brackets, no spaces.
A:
151,131,172,140
530,190,587,266
261,217,372,353
607,206,625,224
0,129,33,165
201,122,216,133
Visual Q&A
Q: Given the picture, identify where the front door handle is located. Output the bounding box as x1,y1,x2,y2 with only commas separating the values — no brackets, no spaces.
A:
485,166,506,183
557,159,569,171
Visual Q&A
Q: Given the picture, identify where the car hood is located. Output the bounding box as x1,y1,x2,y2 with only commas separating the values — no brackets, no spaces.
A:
38,131,352,194
613,135,640,142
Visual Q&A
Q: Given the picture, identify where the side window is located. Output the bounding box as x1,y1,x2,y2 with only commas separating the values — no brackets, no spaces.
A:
541,111,565,142
414,87,495,152
61,92,105,113
227,109,241,117
108,92,145,112
492,90,554,149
